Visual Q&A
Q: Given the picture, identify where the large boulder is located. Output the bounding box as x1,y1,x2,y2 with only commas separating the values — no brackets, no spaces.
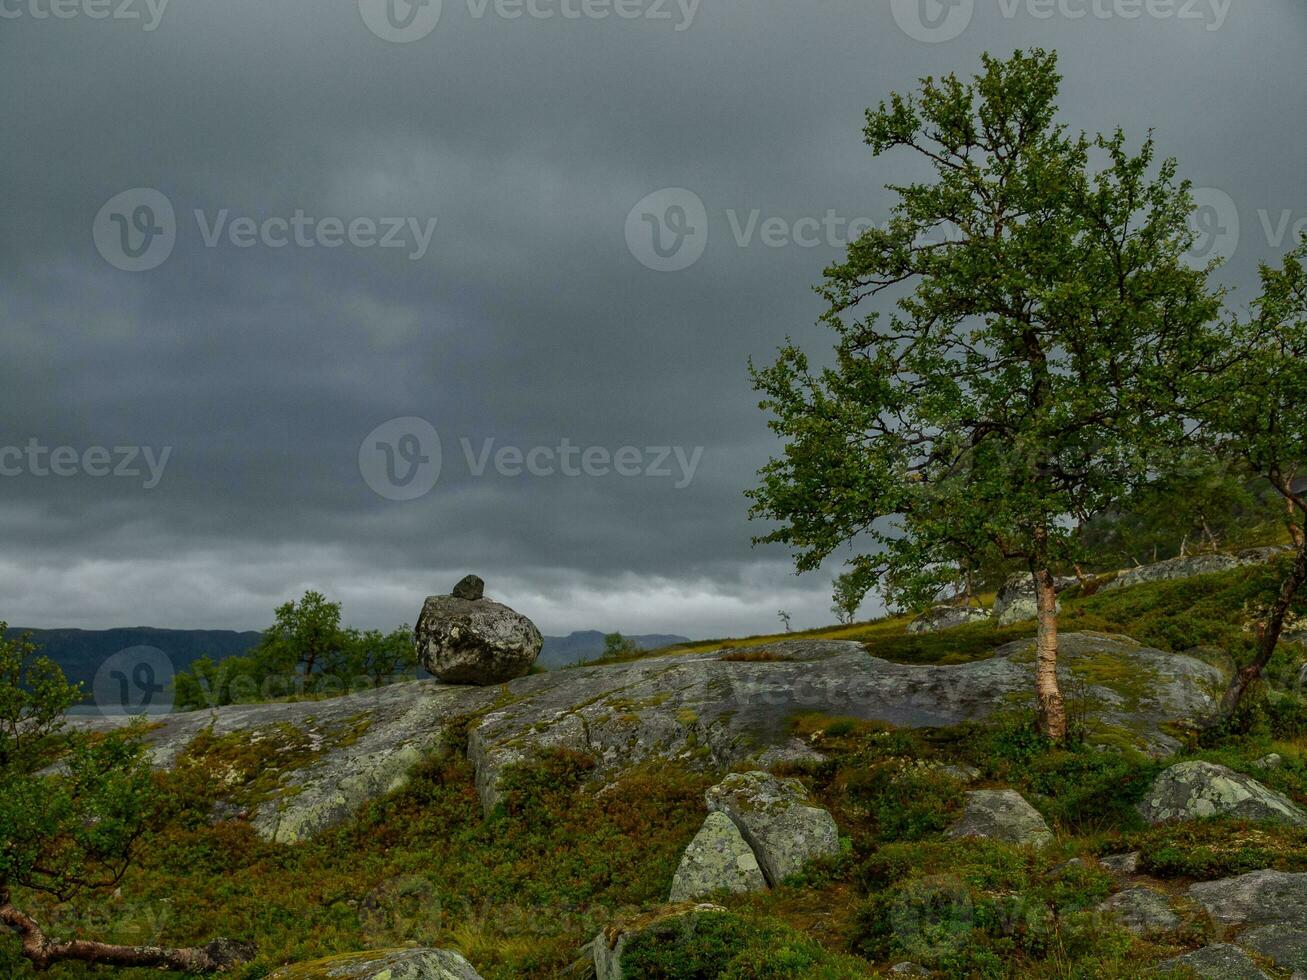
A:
1138,761,1307,826
668,811,766,902
1159,944,1270,980
944,789,1053,846
993,573,1076,625
414,581,542,685
268,948,483,980
1097,886,1180,935
1104,548,1284,592
704,771,840,886
906,605,991,634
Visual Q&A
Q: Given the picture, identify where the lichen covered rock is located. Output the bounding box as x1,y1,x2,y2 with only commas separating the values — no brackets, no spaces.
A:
668,811,766,902
1097,886,1180,935
268,947,483,980
1138,761,1307,826
992,572,1076,625
906,605,991,634
944,789,1053,846
1159,944,1270,980
704,771,839,885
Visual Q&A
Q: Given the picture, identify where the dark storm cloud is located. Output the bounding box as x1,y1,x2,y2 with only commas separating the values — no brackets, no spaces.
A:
1,1,1303,636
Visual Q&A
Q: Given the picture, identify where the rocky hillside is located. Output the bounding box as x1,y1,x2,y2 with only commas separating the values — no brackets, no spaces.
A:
41,552,1307,979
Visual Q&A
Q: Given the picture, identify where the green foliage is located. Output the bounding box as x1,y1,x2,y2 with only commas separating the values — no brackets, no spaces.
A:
173,591,416,710
1077,462,1290,570
0,624,156,918
1126,821,1307,879
852,839,1127,975
601,632,641,661
619,910,869,980
748,48,1221,617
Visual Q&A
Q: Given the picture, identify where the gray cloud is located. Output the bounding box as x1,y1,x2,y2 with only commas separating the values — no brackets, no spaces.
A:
1,1,1303,636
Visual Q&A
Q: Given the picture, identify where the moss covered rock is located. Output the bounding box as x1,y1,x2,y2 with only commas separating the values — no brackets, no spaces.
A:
268,947,483,980
1139,761,1307,826
668,810,766,902
704,770,839,885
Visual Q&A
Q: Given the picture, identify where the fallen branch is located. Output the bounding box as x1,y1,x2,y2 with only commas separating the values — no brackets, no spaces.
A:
0,892,255,973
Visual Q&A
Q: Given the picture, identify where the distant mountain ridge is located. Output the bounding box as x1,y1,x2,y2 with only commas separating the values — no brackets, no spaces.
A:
7,626,691,688
5,627,264,694
538,631,691,669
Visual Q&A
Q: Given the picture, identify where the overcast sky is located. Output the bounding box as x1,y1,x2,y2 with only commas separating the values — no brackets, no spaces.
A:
1,1,1303,638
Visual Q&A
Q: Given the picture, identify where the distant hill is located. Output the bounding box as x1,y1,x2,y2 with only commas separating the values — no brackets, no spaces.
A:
538,631,690,669
5,627,263,696
6,626,690,689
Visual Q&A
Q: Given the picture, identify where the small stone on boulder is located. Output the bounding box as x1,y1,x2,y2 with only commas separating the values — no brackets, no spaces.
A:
1138,761,1307,826
704,771,840,886
668,811,766,902
945,789,1053,846
268,948,484,980
1097,886,1181,935
1160,944,1270,980
451,574,485,601
415,591,542,686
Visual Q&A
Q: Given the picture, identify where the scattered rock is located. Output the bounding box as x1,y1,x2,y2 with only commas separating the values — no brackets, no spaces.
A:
1097,886,1181,935
1253,753,1284,770
993,573,1076,625
934,762,982,783
704,771,840,885
945,789,1053,847
451,574,485,601
268,948,484,980
1099,852,1141,875
592,904,727,980
888,964,932,976
1188,870,1307,929
906,605,991,634
1139,761,1307,826
1160,944,1270,980
668,811,766,902
1239,922,1307,974
414,590,543,685
1104,548,1284,593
